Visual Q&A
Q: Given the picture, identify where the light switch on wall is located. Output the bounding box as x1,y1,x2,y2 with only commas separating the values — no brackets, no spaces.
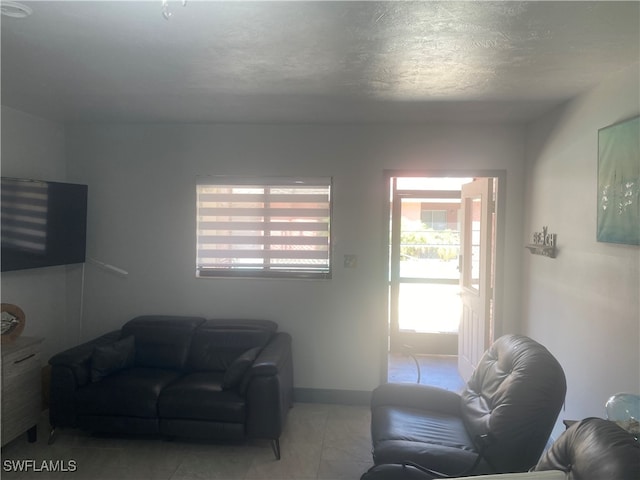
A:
343,254,358,268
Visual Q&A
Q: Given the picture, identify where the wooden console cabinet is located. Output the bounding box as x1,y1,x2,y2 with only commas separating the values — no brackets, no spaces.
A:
1,336,43,446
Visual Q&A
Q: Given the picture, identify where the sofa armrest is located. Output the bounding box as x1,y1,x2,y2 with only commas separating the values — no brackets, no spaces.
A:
48,330,120,428
245,332,294,439
251,331,291,375
371,382,462,416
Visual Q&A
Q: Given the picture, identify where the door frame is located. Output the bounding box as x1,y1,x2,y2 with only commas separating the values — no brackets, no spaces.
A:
388,182,462,355
458,177,495,381
381,169,506,384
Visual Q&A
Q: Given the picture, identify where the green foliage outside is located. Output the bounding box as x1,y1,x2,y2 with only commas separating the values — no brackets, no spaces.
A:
400,221,460,261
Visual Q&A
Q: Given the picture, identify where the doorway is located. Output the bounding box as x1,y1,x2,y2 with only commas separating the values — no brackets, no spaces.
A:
385,173,500,384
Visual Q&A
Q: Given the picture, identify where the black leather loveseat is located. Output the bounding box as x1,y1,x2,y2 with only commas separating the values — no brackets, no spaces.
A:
48,315,293,458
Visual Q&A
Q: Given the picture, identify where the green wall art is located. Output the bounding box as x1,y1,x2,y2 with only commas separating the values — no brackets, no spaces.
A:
597,116,640,245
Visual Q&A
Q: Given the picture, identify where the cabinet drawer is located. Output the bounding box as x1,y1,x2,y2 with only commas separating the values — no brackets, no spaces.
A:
2,347,41,380
1,368,40,443
1,336,43,446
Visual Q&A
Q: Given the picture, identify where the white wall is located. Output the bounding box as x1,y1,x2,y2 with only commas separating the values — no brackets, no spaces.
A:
523,65,640,434
65,122,525,393
3,64,637,409
0,106,84,359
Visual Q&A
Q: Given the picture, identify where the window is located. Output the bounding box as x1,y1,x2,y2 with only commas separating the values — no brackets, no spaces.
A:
420,208,447,230
196,177,332,279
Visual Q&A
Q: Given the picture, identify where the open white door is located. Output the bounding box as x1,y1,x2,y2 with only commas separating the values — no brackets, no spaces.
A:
458,177,495,382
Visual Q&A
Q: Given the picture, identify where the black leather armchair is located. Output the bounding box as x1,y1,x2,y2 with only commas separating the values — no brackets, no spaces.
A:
368,334,567,477
534,417,640,479
362,417,639,480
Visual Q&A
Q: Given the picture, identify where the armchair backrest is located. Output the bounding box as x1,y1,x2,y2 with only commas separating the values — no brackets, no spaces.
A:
461,334,567,472
535,417,640,479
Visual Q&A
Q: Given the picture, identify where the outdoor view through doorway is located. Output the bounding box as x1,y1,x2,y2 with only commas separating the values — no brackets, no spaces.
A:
387,174,497,383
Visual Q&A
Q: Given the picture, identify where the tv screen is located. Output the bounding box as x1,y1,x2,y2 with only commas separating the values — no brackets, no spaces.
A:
1,177,88,272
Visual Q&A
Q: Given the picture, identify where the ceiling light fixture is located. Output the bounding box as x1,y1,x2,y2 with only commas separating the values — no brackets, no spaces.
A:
1,1,33,18
162,0,187,20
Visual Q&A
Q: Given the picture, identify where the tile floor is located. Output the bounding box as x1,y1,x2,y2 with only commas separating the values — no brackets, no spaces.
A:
1,403,373,480
388,353,465,393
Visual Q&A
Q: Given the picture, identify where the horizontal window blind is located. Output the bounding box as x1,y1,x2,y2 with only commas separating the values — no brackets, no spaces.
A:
1,179,48,253
196,177,331,278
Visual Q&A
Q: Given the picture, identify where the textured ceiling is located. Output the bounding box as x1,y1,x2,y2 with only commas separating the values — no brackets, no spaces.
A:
1,1,639,123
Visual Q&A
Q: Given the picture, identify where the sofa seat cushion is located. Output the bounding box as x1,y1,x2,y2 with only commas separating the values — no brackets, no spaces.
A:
158,372,246,423
372,405,483,473
75,367,182,418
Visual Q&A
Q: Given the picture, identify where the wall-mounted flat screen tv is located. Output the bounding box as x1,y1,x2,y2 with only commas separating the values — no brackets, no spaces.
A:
1,177,88,272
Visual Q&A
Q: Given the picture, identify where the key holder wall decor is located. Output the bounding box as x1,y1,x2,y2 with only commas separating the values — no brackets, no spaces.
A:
525,226,557,258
